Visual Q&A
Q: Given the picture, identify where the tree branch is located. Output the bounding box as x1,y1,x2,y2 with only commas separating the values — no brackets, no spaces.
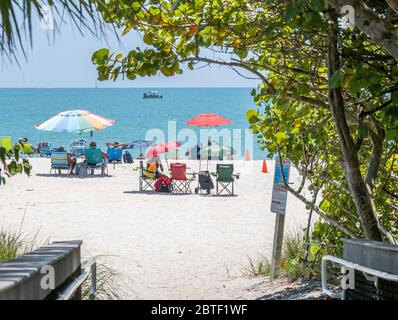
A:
276,151,358,238
386,0,398,15
181,56,329,109
365,120,385,188
360,99,393,117
181,56,276,93
326,0,398,61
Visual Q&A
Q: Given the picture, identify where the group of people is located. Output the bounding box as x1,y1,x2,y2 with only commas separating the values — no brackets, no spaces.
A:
53,140,166,177
56,141,122,175
18,137,169,178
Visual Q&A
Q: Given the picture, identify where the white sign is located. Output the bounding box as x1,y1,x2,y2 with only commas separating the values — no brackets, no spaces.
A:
271,158,291,215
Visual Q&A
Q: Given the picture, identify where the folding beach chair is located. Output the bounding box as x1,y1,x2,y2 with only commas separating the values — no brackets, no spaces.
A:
170,163,195,194
50,151,71,174
70,139,87,157
0,137,13,152
139,161,157,191
107,147,123,169
37,142,52,157
212,164,240,196
85,147,108,176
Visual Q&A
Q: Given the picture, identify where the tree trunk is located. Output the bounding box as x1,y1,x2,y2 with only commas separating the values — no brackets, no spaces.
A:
327,17,383,241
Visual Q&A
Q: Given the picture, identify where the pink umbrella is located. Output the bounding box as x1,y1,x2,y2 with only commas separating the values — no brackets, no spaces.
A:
146,141,182,170
146,141,182,158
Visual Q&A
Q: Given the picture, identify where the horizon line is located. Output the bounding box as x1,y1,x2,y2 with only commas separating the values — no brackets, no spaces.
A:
0,86,255,89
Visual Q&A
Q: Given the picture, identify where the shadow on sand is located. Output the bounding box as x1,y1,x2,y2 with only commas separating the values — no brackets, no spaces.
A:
36,173,113,179
123,190,238,197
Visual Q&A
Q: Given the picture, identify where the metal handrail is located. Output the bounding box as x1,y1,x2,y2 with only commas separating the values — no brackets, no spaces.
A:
57,261,97,300
322,255,398,299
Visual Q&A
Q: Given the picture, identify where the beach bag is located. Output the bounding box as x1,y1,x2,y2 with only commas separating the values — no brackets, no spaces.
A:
123,151,134,164
76,163,88,178
155,177,171,193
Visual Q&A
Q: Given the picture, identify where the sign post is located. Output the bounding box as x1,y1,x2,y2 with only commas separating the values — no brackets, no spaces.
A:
270,157,291,279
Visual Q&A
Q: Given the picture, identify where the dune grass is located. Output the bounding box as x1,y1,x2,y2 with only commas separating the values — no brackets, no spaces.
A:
0,230,23,263
244,229,316,280
0,229,39,263
243,255,271,277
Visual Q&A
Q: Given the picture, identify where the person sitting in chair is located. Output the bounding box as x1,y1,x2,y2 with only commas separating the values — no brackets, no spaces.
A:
145,155,168,179
105,141,126,165
105,141,126,148
57,146,77,175
88,141,107,159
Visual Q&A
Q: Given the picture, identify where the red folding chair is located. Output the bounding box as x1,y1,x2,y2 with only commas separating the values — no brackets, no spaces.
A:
170,163,195,194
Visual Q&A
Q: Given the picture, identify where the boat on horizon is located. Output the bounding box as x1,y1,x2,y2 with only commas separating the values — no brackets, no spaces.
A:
143,91,163,99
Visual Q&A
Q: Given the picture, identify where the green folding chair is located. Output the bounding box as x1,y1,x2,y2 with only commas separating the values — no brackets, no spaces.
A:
212,164,240,196
0,137,13,152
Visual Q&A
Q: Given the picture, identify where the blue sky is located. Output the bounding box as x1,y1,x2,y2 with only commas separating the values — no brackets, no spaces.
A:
0,21,256,88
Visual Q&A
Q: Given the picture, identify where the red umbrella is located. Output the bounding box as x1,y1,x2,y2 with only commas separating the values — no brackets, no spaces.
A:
186,113,232,127
187,113,232,170
146,141,182,158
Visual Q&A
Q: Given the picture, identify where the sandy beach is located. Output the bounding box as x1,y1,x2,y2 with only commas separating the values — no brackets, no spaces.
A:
0,159,310,299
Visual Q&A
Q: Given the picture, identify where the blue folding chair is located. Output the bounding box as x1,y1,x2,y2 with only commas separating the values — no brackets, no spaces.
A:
50,151,71,174
107,147,123,169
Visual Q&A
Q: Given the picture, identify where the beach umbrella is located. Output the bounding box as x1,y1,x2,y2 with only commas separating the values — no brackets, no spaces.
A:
35,110,115,136
146,141,182,170
200,141,236,160
186,113,232,127
146,141,181,158
126,139,154,157
127,139,154,149
186,113,232,169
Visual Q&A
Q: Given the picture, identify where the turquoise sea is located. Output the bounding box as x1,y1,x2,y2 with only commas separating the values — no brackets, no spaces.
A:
0,88,265,159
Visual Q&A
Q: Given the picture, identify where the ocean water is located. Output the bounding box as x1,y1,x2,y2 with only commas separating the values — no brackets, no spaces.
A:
0,88,266,159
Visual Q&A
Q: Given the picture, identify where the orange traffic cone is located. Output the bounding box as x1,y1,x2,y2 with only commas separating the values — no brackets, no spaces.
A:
245,149,251,161
262,159,268,173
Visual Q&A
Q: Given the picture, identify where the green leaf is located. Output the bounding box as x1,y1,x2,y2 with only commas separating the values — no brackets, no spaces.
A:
143,33,154,45
246,109,259,124
310,0,325,12
275,132,287,144
285,4,298,22
330,68,343,89
91,48,110,65
358,125,368,138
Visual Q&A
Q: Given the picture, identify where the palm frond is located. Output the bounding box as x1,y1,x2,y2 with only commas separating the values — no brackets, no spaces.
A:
0,0,111,63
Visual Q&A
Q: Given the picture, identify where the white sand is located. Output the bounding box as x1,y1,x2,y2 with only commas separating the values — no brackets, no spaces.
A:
0,159,310,299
